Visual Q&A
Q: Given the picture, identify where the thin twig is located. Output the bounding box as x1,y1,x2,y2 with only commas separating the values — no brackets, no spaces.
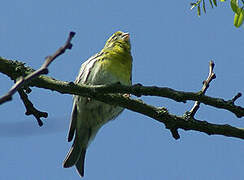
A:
189,60,216,117
168,60,216,139
229,93,242,104
0,32,75,106
170,128,180,140
18,89,48,126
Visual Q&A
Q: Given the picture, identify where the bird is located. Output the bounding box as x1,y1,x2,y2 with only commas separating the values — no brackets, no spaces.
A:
63,31,133,177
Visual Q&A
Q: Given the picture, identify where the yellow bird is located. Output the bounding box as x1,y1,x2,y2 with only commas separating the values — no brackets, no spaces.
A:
63,31,133,177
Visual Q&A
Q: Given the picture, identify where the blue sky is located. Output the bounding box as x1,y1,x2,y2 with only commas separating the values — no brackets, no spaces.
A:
1,0,244,179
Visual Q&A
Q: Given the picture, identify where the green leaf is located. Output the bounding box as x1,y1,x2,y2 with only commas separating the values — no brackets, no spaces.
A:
231,0,239,13
234,9,244,27
190,0,202,10
213,0,217,6
197,5,201,16
209,0,214,8
190,3,197,10
203,0,206,13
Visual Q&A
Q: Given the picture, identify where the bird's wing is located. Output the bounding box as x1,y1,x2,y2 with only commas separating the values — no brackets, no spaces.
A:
67,52,101,142
67,101,78,142
75,53,101,84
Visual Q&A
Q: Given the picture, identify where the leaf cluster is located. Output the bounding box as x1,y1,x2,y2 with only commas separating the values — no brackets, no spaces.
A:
190,0,244,28
231,0,244,27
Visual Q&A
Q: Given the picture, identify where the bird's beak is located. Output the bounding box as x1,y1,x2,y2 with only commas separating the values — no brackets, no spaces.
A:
122,32,130,41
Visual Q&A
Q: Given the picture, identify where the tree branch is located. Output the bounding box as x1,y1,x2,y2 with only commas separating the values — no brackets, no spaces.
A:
0,32,75,105
1,57,243,118
0,57,244,139
0,32,75,126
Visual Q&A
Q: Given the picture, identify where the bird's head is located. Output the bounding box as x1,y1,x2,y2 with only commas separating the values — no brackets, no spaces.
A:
103,31,131,53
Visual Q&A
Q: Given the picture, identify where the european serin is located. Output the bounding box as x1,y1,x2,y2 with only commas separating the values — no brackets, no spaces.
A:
63,31,133,177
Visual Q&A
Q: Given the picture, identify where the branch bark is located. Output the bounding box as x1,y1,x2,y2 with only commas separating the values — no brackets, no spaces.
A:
0,57,244,140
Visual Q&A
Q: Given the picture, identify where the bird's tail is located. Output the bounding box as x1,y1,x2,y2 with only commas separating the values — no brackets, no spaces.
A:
63,138,87,177
75,149,86,177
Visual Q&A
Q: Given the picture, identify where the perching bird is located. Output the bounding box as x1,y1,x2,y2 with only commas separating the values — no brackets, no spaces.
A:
63,31,133,177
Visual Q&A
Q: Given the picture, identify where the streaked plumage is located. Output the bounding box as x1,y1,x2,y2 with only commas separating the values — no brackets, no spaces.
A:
63,31,133,177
